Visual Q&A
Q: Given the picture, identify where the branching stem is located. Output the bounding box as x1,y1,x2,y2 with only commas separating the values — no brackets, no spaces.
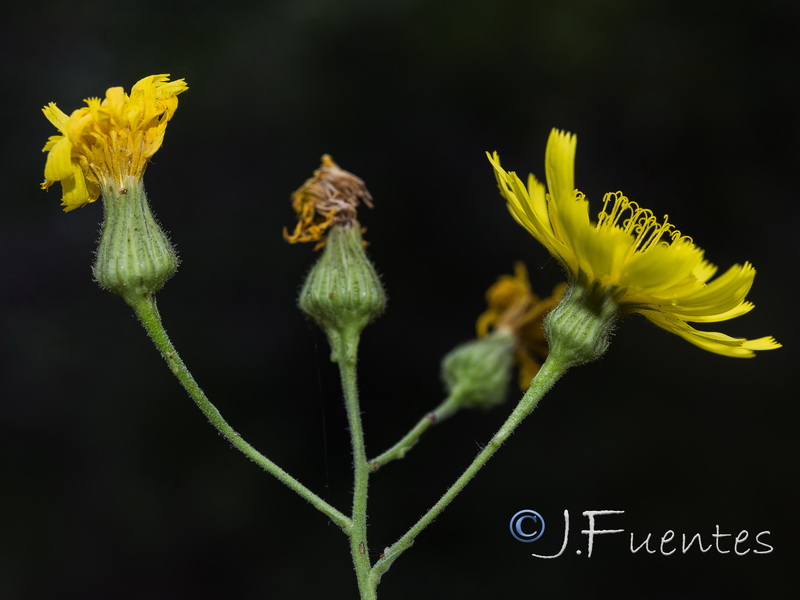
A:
371,354,568,580
128,293,352,533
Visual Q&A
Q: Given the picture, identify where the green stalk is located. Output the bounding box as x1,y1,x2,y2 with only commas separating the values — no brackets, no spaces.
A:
368,395,459,471
128,293,352,533
333,330,378,599
371,354,568,580
368,412,436,472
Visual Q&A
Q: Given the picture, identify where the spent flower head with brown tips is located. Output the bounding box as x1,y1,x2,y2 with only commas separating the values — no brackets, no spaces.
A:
284,155,373,249
288,156,385,361
476,262,565,388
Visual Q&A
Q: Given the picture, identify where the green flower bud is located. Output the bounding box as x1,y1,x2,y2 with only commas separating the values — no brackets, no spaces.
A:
299,222,386,361
93,177,178,303
440,329,516,418
543,282,618,368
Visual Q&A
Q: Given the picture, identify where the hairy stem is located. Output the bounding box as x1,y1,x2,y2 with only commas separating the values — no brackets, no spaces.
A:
334,330,378,599
372,354,568,580
368,395,460,471
128,293,351,533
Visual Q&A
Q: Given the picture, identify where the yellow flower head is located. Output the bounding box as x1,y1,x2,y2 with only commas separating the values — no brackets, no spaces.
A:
487,129,780,358
284,155,373,249
41,74,188,211
477,262,566,387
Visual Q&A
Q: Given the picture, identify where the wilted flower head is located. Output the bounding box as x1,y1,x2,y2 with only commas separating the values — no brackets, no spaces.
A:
41,74,187,211
288,156,385,360
283,155,373,249
488,129,780,358
477,262,565,387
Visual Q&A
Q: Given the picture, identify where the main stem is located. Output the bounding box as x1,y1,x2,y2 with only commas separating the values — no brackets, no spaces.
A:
372,354,568,579
334,330,377,599
128,293,351,533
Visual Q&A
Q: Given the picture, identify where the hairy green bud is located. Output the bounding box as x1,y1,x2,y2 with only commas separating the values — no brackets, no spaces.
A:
299,222,386,361
543,283,618,368
440,329,516,418
93,177,178,304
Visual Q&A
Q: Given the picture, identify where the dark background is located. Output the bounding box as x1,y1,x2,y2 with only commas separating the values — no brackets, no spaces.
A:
2,0,797,598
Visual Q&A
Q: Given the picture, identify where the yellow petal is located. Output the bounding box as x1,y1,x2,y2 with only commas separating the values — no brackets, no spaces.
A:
670,263,756,317
620,242,704,294
742,336,782,351
43,137,75,181
41,102,69,132
671,301,754,323
59,166,91,211
104,86,127,116
573,223,633,283
489,153,557,254
641,310,779,357
551,191,593,269
41,134,63,152
544,129,576,207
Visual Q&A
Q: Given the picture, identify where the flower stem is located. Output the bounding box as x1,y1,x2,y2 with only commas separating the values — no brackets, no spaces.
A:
127,293,352,533
333,330,378,599
368,396,458,472
371,354,568,580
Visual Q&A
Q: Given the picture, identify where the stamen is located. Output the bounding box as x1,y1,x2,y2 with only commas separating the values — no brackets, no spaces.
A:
668,227,693,245
597,191,677,252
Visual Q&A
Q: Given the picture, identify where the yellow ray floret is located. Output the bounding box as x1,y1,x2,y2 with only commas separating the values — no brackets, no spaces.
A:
487,129,780,358
41,74,188,211
477,262,566,387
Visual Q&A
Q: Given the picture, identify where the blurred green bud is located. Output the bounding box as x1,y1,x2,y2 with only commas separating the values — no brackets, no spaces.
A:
439,329,516,419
